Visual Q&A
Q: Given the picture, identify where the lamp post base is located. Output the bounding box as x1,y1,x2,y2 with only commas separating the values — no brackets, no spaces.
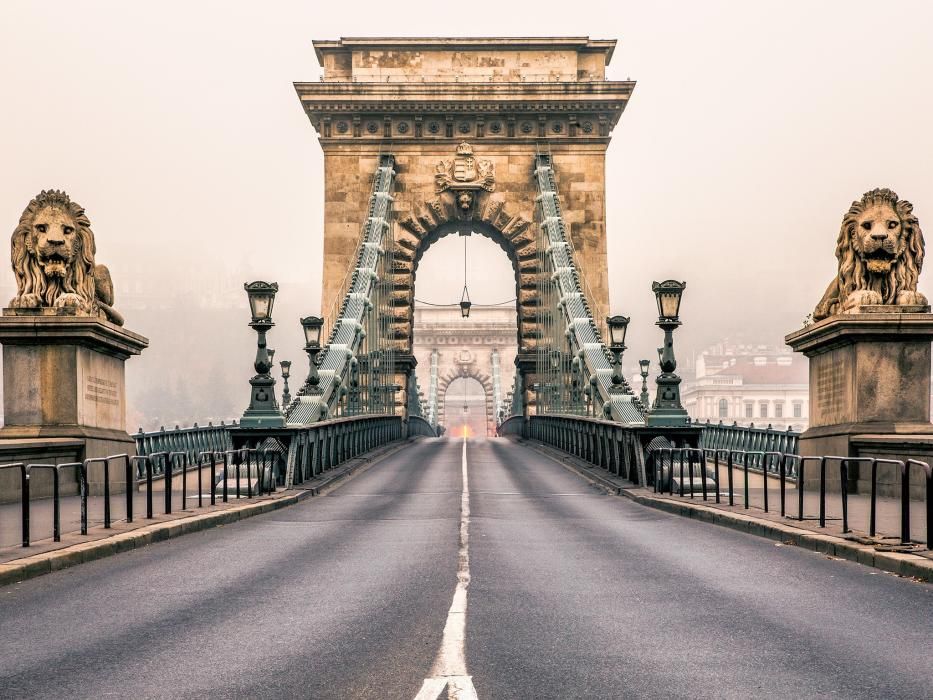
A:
645,407,690,427
647,373,688,426
241,375,285,429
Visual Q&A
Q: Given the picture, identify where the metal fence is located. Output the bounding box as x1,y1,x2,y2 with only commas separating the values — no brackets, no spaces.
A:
648,447,932,547
3,414,407,549
697,420,799,456
408,416,438,439
515,414,647,486
0,449,278,548
134,422,235,467
696,421,800,479
285,415,403,487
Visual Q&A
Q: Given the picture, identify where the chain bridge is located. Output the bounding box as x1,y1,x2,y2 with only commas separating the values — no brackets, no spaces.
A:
0,37,930,700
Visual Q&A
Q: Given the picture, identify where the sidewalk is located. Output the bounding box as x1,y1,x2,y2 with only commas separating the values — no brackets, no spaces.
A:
0,439,413,574
0,485,256,551
669,465,927,546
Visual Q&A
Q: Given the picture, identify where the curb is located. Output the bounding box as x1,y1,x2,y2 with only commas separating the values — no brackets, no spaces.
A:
519,438,933,583
0,438,414,588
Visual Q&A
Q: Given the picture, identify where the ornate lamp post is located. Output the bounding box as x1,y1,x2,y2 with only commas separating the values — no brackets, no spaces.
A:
300,316,324,395
240,281,285,428
638,358,651,408
279,360,292,409
606,315,630,392
647,280,689,426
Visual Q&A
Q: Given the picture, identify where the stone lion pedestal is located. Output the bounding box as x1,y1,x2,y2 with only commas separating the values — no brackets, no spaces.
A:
0,310,148,497
785,307,933,499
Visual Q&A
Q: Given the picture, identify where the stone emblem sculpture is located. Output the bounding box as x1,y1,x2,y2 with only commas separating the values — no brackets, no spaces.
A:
9,189,124,325
435,142,496,211
813,188,926,321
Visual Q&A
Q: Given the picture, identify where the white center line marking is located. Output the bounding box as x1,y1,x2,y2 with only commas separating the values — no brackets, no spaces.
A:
414,436,478,700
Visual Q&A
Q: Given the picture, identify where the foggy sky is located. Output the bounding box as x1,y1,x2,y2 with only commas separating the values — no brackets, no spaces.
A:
1,1,931,428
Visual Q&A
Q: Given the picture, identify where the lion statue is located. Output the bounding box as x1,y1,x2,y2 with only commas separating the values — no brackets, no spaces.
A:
813,188,926,321
8,189,123,325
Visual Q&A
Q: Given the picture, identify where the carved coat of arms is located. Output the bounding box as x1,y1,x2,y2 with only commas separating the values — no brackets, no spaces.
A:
435,143,496,195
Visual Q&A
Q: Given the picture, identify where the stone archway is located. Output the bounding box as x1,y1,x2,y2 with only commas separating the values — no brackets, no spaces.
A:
391,187,536,351
437,365,495,434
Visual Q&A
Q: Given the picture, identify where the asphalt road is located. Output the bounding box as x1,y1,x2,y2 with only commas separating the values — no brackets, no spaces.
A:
1,437,930,699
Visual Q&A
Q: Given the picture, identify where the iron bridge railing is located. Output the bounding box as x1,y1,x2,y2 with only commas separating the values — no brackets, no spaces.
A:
648,447,932,547
3,414,408,548
508,414,647,486
285,415,403,486
0,449,278,548
692,420,802,481
134,422,235,471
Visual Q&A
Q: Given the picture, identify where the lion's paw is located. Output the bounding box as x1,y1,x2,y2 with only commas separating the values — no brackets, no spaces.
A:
842,290,883,310
813,301,835,321
53,293,86,311
896,290,928,307
10,293,42,309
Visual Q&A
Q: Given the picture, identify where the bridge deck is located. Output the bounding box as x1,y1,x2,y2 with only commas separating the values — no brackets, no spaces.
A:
0,437,929,699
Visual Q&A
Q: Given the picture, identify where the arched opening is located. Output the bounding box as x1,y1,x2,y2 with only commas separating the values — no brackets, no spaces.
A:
414,231,517,314
393,193,538,352
411,221,524,347
444,377,489,438
410,226,519,434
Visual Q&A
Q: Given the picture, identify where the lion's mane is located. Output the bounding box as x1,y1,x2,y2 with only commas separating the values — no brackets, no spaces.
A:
814,188,925,321
837,188,923,304
11,189,98,311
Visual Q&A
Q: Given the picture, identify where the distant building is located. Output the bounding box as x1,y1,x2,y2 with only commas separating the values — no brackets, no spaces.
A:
412,305,518,434
682,340,809,432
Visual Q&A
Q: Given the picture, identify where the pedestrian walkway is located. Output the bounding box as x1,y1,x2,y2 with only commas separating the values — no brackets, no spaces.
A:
0,440,410,566
674,466,929,546
0,482,274,562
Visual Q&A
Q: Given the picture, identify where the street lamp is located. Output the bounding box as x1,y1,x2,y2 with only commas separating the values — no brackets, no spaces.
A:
606,315,629,392
246,281,276,322
240,281,285,428
279,360,292,409
300,315,324,394
638,358,651,408
460,285,472,318
647,280,689,426
653,280,686,320
460,235,471,318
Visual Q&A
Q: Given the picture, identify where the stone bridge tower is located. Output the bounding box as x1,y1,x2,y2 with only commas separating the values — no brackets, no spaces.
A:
295,37,634,411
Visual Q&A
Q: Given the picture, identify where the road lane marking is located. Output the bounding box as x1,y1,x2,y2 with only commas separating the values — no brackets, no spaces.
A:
414,437,478,700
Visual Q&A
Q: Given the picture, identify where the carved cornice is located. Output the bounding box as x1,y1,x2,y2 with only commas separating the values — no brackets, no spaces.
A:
295,81,633,110
295,81,633,140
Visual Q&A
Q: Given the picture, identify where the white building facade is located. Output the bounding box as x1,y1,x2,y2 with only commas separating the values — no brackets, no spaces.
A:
682,341,809,432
